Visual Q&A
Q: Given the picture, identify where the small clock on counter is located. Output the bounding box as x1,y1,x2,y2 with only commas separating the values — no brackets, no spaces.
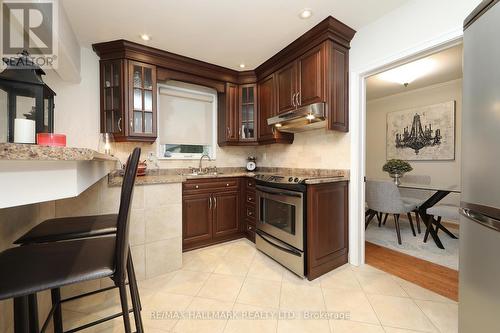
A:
246,156,257,172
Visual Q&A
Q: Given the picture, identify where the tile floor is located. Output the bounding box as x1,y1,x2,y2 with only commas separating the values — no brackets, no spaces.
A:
61,239,458,333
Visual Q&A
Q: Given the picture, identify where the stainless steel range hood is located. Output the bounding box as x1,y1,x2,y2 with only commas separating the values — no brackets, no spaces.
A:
267,102,326,133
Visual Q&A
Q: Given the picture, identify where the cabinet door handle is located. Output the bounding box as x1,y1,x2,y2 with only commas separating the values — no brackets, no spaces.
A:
226,183,230,187
247,210,253,217
213,196,217,209
296,92,300,106
117,117,122,132
195,185,199,189
248,225,253,231
291,92,296,107
208,196,212,209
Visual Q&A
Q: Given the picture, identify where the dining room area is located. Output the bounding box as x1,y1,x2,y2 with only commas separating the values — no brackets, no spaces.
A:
363,44,463,300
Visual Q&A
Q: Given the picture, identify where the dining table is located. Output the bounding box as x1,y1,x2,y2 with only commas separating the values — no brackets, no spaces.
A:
398,182,461,249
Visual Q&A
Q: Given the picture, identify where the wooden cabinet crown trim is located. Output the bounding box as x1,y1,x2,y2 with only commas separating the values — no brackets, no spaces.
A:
92,15,355,85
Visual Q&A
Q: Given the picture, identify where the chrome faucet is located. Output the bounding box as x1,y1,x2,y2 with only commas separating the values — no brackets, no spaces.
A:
198,154,211,173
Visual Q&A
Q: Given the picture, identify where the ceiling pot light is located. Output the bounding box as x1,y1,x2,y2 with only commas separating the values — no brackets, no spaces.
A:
299,8,313,19
239,64,246,69
379,58,437,86
140,34,151,41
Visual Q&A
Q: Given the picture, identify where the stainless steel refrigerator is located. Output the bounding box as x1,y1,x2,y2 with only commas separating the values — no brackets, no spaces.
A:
460,0,500,331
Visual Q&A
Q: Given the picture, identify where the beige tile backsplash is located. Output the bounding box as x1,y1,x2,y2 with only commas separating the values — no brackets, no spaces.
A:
110,127,350,172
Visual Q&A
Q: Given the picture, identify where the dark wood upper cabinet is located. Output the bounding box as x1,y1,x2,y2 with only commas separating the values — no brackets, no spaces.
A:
307,181,349,280
239,84,257,142
326,43,349,132
257,74,294,144
298,44,326,107
128,61,157,139
226,83,240,142
100,59,124,135
276,62,297,114
257,74,275,142
94,17,355,143
218,83,239,146
98,58,157,142
275,43,326,114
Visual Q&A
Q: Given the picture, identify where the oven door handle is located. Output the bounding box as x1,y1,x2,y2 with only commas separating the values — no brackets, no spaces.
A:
255,229,302,257
256,185,303,198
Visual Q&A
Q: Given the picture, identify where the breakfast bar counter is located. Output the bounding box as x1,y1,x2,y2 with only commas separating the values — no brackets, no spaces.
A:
0,143,117,209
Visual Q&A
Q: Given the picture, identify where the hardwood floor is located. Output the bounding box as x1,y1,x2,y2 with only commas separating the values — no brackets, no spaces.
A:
365,241,459,301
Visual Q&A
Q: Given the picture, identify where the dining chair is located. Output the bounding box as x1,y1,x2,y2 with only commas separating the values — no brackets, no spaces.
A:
0,148,142,333
425,204,460,243
365,202,383,227
365,180,419,244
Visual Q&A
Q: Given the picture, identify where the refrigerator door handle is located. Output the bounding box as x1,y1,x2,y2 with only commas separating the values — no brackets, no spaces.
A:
460,208,500,232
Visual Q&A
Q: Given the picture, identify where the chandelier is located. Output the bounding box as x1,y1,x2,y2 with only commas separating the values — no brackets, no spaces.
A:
395,113,441,154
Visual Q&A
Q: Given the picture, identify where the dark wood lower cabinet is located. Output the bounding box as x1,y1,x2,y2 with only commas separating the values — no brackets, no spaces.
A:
213,191,240,238
306,181,349,280
183,178,244,251
183,193,212,246
183,177,349,280
243,178,256,243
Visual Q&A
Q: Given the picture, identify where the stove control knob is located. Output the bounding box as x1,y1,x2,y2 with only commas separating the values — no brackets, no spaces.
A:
288,177,294,182
294,178,299,183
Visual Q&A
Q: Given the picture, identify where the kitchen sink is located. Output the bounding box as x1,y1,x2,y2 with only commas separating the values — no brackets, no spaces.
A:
182,172,223,177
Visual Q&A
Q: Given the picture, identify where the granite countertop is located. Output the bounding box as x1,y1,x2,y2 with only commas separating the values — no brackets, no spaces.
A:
0,143,117,161
108,167,254,186
304,176,349,184
108,167,349,186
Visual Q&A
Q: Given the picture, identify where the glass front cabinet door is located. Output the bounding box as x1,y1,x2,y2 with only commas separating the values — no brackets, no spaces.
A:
99,59,157,142
239,84,257,141
129,61,157,139
101,60,123,134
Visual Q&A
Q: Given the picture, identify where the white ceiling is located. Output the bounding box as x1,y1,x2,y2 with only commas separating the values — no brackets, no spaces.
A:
366,44,463,100
62,0,409,70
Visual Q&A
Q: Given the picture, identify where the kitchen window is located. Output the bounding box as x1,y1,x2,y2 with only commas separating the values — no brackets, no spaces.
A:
157,83,217,160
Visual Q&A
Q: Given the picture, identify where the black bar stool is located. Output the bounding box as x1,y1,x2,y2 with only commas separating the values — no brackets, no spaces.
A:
13,159,143,332
0,148,143,333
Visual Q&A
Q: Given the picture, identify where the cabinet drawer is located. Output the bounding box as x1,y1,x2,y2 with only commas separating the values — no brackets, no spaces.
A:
246,191,256,205
183,178,240,194
246,178,256,189
245,205,256,220
246,220,256,243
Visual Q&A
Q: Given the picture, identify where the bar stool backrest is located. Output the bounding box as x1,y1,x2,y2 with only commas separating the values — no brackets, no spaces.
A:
114,147,141,284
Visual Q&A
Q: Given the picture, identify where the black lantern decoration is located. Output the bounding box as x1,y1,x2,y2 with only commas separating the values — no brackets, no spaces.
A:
0,51,55,143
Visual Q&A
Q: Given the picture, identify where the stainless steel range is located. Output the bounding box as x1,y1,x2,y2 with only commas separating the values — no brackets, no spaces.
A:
254,173,308,277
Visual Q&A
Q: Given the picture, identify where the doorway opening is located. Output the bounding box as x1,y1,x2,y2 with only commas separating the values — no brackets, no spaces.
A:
362,42,463,301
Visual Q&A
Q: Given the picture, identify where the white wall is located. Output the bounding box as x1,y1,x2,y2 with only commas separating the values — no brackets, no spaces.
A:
366,79,462,205
349,0,480,72
44,48,101,149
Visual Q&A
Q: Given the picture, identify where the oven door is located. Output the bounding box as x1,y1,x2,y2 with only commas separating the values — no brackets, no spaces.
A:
256,184,304,250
